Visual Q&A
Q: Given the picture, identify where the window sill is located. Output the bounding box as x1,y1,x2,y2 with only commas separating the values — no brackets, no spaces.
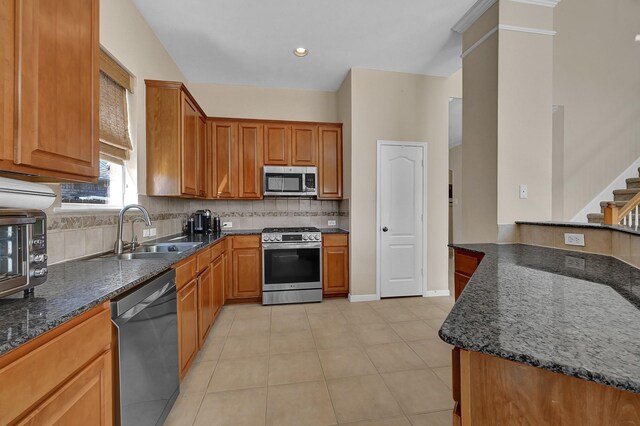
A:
54,205,123,214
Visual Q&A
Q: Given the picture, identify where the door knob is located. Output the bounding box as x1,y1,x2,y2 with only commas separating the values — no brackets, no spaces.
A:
382,227,388,232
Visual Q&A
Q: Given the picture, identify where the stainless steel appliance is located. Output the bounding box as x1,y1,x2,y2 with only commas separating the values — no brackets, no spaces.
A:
263,166,317,197
0,210,47,298
111,269,179,426
262,227,322,305
193,209,212,234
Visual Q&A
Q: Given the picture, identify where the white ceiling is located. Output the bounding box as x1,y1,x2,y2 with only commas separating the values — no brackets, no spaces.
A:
132,0,476,91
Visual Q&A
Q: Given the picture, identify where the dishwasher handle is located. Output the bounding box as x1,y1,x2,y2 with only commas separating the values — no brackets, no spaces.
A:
111,269,176,322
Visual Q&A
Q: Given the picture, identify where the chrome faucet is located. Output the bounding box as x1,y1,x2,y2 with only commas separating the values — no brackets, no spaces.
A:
114,204,152,255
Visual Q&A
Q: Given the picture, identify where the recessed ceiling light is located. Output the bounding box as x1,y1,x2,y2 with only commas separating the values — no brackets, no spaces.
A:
293,47,308,57
636,34,640,42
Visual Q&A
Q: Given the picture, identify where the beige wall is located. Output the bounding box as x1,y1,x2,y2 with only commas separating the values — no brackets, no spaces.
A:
553,0,640,220
348,68,461,297
449,144,463,243
188,83,338,123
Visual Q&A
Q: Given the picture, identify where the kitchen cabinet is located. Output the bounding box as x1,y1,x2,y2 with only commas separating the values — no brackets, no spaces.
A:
211,252,225,318
291,125,317,166
197,116,208,197
197,266,213,347
322,234,349,296
318,125,343,199
238,122,264,199
0,304,112,425
0,0,100,181
145,80,207,197
263,123,290,165
177,278,199,380
228,236,262,301
209,121,239,198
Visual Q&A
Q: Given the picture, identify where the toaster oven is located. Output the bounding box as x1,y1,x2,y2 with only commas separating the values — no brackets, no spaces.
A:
0,210,48,297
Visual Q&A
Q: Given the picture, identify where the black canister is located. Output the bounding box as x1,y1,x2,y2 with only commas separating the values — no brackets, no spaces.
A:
213,216,221,233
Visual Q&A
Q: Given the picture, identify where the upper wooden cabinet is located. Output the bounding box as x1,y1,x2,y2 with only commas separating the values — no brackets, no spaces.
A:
197,116,208,198
238,122,263,199
291,125,317,166
263,123,290,165
146,80,207,197
318,125,343,199
0,0,100,181
209,121,239,198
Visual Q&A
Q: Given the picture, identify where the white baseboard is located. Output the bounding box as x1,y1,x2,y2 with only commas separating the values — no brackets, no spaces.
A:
423,290,451,298
348,294,379,303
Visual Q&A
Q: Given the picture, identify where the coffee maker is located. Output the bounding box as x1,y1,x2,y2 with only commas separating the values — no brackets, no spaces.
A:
193,209,212,234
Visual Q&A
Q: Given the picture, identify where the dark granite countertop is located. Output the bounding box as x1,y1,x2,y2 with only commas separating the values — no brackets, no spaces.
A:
320,228,349,234
441,243,640,394
516,221,640,236
0,230,262,357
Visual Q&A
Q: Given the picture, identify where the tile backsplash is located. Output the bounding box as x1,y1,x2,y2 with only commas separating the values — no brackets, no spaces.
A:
47,196,350,265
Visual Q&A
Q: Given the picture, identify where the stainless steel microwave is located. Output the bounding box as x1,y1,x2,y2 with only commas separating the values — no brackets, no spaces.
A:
263,166,317,197
0,210,48,298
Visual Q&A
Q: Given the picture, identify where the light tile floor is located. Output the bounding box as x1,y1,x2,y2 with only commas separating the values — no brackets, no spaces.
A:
164,256,456,426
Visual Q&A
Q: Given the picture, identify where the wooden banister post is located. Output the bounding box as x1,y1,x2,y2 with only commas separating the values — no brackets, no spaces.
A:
603,202,619,225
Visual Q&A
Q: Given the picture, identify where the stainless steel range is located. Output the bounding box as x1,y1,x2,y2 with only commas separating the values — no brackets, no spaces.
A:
262,227,322,305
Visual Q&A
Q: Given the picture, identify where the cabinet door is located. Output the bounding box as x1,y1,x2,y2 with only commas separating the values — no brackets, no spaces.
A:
18,351,112,426
210,121,238,198
196,115,207,198
178,279,199,380
231,247,262,299
323,246,349,295
454,274,470,300
211,255,225,319
238,122,263,199
181,94,198,196
291,125,317,166
263,124,290,165
0,0,14,162
318,126,343,199
197,266,213,347
14,0,99,178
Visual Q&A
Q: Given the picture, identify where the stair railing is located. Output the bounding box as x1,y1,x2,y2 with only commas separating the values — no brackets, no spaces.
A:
604,192,640,229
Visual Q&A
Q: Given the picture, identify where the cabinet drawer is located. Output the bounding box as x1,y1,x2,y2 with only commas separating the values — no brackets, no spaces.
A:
323,234,348,247
210,240,224,260
197,248,211,273
0,305,110,425
175,256,197,290
454,251,480,276
232,235,261,249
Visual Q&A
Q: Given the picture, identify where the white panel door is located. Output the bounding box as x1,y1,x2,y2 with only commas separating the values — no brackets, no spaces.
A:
379,144,424,297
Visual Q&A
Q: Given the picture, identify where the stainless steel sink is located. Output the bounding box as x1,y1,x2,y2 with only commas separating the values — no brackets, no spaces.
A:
115,252,181,260
137,242,202,253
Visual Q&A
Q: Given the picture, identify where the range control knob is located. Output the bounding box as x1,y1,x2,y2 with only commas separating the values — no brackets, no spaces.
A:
33,239,45,247
276,235,282,241
314,235,321,241
303,235,309,241
262,235,268,242
269,235,276,241
33,254,48,263
33,268,48,278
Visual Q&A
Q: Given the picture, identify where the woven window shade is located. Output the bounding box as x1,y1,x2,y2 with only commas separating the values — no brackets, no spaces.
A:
99,71,132,163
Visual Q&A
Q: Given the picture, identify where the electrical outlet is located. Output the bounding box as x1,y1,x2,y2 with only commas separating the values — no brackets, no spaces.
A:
519,184,528,199
565,256,586,270
564,233,585,246
223,222,233,228
149,228,157,237
328,220,337,226
143,229,150,238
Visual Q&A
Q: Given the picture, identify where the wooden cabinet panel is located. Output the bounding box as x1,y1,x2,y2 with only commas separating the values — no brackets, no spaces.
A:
232,235,261,249
263,124,290,165
196,247,211,274
454,251,481,276
231,238,261,299
178,279,199,380
211,254,225,318
175,256,197,291
0,0,14,163
18,351,112,426
291,125,317,166
14,0,99,178
210,121,238,198
197,115,207,197
181,94,198,196
318,126,343,199
323,246,349,295
323,234,348,247
197,266,213,347
238,122,263,199
454,274,471,300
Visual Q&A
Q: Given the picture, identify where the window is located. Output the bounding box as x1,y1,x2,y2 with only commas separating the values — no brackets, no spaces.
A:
61,158,124,206
61,48,133,209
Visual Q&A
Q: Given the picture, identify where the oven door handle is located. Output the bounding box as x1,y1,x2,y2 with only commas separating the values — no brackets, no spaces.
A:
0,217,36,225
263,243,322,250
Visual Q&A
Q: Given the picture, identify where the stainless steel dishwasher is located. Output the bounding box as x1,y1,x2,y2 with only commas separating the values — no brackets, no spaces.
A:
111,269,179,426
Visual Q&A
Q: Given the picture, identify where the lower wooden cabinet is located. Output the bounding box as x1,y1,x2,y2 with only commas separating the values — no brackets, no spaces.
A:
211,254,225,317
197,266,214,347
0,304,112,425
229,236,262,301
177,278,199,380
322,234,349,296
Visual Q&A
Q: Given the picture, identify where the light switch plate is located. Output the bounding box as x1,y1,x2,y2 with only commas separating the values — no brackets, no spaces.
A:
564,233,585,246
223,222,233,228
519,184,528,199
149,228,157,237
328,220,337,226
